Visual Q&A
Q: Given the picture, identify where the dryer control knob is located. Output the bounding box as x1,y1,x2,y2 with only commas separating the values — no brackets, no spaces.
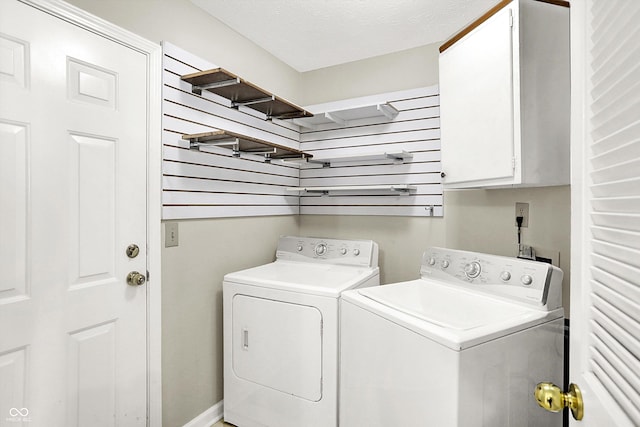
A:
297,245,303,251
500,271,512,282
340,248,347,255
428,257,436,266
521,275,533,286
441,260,450,268
353,249,360,256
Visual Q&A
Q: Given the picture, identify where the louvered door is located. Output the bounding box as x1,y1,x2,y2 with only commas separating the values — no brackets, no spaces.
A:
570,0,640,425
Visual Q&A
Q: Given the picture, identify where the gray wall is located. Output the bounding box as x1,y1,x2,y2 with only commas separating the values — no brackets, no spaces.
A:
64,2,571,426
298,43,441,105
161,216,298,427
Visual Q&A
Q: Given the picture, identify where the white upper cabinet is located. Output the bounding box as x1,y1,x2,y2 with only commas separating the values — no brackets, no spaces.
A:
439,0,570,188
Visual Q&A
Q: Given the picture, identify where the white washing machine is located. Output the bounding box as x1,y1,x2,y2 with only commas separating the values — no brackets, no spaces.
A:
223,236,379,427
340,247,565,427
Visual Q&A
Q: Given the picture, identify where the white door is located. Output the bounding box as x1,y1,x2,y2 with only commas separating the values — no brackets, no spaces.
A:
0,1,148,425
568,0,640,425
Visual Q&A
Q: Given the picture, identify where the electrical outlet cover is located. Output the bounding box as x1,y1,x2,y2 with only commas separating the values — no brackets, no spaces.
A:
165,222,179,247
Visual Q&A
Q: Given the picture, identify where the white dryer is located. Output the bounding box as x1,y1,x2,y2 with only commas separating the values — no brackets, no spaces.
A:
223,236,379,427
340,247,565,427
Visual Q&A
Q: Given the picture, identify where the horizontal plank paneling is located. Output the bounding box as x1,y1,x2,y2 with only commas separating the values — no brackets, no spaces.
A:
163,191,299,206
299,175,442,187
300,118,439,143
301,129,440,151
299,205,443,217
163,176,292,195
163,161,299,187
163,205,299,220
299,87,442,216
305,140,441,157
162,42,304,219
391,95,440,111
299,194,442,206
300,162,441,178
162,42,442,218
163,146,299,177
162,87,300,145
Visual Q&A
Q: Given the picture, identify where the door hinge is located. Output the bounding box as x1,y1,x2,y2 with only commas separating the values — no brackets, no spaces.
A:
512,157,517,171
509,12,514,27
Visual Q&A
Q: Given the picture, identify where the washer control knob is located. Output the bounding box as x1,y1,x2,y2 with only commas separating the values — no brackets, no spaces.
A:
340,248,347,255
464,261,482,279
297,245,303,251
521,275,533,286
353,249,360,256
441,260,450,269
314,243,327,256
500,271,512,282
428,257,436,266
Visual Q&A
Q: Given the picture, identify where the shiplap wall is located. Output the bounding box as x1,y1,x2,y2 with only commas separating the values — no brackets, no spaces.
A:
299,88,443,216
162,43,443,219
162,42,302,219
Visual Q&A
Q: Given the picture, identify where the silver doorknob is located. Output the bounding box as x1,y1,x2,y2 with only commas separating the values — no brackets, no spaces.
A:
127,271,146,286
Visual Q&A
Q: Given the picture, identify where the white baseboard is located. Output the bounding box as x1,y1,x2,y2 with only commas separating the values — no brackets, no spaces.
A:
183,400,224,427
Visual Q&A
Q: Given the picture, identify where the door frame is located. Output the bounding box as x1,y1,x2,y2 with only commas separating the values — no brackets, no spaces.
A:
17,0,163,424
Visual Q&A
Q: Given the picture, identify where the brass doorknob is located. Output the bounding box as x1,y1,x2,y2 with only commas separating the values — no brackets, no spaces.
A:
127,271,146,286
534,382,584,421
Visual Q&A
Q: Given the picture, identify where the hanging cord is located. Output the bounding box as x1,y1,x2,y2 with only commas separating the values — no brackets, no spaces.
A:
516,215,524,253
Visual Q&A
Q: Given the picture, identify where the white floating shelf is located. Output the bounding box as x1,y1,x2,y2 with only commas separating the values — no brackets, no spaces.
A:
293,102,399,129
286,185,416,195
307,150,413,167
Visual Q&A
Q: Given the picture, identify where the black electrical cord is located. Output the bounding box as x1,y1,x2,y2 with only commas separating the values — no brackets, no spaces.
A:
516,216,524,251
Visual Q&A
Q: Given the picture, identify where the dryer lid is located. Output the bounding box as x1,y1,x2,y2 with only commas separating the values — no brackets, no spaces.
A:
348,279,562,350
224,260,379,297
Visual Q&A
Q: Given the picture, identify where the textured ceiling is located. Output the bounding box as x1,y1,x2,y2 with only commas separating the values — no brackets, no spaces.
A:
191,0,498,72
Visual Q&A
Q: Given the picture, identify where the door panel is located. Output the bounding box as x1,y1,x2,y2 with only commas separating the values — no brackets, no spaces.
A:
0,1,148,425
439,5,515,184
232,294,323,401
67,322,117,427
69,133,116,287
0,121,28,302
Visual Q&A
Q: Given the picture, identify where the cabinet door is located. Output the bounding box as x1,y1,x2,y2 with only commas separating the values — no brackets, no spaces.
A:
440,5,516,185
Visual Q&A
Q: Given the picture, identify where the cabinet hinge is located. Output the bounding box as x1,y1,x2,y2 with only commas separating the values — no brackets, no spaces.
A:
509,12,514,27
512,157,517,171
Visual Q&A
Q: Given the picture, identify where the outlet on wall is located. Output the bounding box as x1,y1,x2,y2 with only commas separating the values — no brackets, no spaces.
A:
515,202,529,228
165,222,179,247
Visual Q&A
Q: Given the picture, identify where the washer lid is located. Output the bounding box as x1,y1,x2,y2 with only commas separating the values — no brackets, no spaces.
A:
224,260,379,297
346,279,562,350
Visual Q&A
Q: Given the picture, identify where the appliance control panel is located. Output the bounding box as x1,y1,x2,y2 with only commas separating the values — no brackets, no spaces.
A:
420,247,562,310
276,236,379,267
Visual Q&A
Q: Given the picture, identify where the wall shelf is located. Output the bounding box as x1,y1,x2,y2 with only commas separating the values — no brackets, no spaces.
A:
307,150,413,167
182,130,312,162
292,102,399,129
181,68,313,120
286,184,416,196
